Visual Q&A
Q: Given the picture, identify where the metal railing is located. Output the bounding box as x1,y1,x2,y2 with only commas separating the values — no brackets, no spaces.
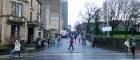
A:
27,21,39,26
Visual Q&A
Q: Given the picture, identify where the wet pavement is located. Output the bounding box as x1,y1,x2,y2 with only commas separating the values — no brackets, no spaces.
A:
0,38,140,60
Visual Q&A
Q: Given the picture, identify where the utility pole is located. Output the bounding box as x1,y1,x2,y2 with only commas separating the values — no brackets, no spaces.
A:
37,0,42,38
106,0,110,37
59,0,61,34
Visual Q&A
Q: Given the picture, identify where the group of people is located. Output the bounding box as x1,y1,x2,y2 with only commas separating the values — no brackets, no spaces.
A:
124,38,136,56
9,40,21,57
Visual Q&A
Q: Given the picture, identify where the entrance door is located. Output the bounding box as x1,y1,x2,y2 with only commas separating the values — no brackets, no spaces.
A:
27,27,34,44
11,25,20,40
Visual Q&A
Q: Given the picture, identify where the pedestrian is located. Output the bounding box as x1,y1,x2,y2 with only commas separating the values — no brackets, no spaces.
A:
36,37,41,48
68,36,74,50
47,37,51,47
82,34,86,44
78,34,82,44
74,34,77,42
47,34,52,47
130,40,136,56
57,34,61,46
41,38,45,47
12,40,21,57
124,39,130,52
9,40,15,57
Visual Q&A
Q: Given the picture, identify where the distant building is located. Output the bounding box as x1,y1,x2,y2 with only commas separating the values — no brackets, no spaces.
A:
41,0,63,39
42,0,63,31
67,25,71,31
61,0,68,30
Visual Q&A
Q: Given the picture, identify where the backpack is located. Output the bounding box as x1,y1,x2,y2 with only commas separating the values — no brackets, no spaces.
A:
131,41,136,48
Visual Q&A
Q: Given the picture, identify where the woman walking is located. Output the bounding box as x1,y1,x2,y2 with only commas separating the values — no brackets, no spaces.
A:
11,40,21,57
68,36,74,50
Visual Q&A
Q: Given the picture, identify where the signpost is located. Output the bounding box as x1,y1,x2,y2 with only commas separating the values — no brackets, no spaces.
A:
102,26,112,32
102,26,112,37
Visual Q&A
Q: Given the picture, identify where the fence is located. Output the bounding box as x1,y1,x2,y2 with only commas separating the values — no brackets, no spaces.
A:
86,35,140,52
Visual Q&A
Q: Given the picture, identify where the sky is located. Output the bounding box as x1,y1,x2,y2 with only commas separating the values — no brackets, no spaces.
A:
68,0,105,30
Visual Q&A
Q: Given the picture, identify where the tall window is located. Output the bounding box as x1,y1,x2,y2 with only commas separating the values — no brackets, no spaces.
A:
0,1,2,16
11,2,16,16
30,0,33,8
11,2,23,17
16,3,23,17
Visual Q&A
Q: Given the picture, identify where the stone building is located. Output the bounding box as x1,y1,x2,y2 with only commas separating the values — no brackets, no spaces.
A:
41,0,64,38
0,0,41,45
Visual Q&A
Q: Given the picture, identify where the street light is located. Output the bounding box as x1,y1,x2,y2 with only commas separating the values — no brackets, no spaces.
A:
59,0,61,34
106,0,110,37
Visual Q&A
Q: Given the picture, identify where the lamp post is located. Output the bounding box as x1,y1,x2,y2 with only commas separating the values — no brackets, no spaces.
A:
59,0,61,34
106,0,110,37
37,0,42,39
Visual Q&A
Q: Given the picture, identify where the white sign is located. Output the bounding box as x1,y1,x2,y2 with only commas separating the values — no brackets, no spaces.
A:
102,27,112,32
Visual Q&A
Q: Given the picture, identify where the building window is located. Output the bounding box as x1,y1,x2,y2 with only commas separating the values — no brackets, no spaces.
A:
11,2,16,16
11,2,23,17
16,3,23,17
30,0,33,8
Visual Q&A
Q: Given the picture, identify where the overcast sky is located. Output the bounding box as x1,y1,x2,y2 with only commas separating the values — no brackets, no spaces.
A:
68,0,105,30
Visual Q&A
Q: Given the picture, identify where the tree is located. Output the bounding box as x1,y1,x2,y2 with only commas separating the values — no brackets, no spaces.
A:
80,2,101,34
120,0,140,38
105,1,123,37
94,9,101,36
102,0,140,37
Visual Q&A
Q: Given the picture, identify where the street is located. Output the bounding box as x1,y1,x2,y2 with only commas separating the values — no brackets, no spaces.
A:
0,38,139,60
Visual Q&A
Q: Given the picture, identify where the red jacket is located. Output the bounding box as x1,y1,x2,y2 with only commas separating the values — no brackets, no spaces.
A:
70,37,74,44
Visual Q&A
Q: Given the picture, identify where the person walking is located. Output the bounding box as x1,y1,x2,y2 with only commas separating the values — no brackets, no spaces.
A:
124,39,130,53
82,34,86,44
57,34,62,46
74,34,77,42
68,36,74,50
9,40,15,57
130,40,136,56
78,34,82,44
12,40,21,57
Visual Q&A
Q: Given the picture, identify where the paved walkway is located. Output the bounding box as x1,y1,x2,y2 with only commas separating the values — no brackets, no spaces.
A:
0,38,140,60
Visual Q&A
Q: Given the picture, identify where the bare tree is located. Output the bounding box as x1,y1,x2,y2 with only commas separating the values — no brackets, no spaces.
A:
120,0,140,38
102,0,140,37
80,2,101,34
94,9,101,36
107,1,123,36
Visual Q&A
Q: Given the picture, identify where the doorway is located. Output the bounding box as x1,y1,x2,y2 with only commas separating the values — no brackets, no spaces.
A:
11,25,20,40
27,27,34,44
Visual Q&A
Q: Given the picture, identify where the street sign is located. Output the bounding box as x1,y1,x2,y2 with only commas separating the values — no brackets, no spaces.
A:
102,26,112,32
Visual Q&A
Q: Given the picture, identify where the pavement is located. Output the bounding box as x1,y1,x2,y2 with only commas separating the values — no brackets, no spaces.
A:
0,38,140,60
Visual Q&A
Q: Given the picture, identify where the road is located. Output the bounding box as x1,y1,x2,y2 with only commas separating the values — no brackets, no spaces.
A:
0,38,139,60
